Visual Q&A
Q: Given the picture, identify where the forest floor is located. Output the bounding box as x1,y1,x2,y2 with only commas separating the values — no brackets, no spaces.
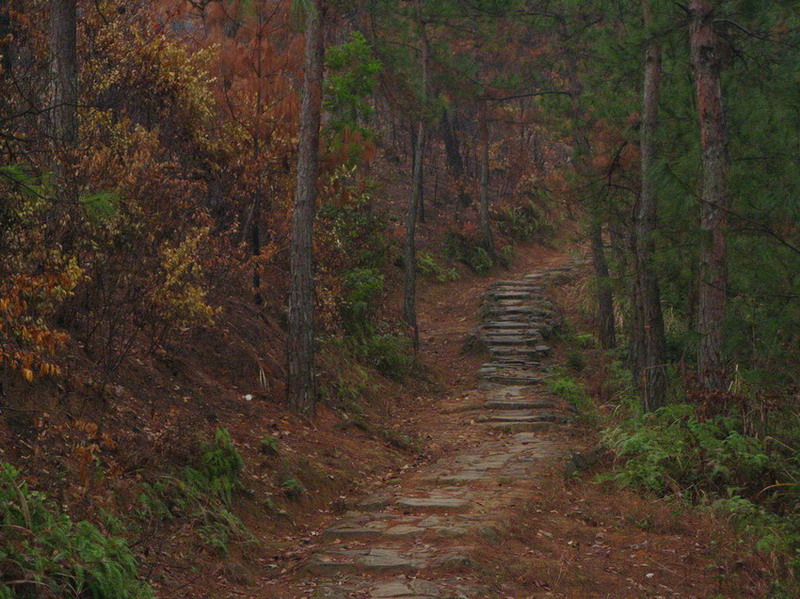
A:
245,246,766,599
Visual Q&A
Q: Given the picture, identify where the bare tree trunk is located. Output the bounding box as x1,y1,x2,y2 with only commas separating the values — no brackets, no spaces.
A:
0,0,12,75
417,134,425,223
478,102,494,256
287,0,325,414
404,4,427,351
441,108,463,177
251,15,265,306
49,0,78,199
590,215,617,349
636,1,668,411
690,0,729,391
404,118,423,350
251,192,263,305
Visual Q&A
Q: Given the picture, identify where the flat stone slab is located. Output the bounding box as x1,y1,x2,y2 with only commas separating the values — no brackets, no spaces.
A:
483,321,532,329
383,524,425,537
487,421,559,433
485,376,544,385
371,579,441,597
485,399,555,410
432,471,487,484
361,549,426,572
397,497,472,512
479,410,568,424
322,527,383,540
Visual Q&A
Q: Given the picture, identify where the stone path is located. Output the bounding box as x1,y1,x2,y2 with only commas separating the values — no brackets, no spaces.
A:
273,263,581,598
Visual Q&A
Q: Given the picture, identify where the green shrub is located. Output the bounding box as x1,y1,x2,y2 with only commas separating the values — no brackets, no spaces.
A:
575,333,597,349
418,251,459,282
360,333,414,379
495,199,554,242
601,405,776,497
260,436,280,456
280,477,305,500
443,231,494,274
184,427,244,505
0,463,154,598
548,372,597,424
341,267,385,336
197,508,251,557
137,428,253,555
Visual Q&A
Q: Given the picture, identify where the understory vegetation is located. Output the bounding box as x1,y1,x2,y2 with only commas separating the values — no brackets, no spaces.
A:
0,463,154,599
559,327,800,595
1,0,797,596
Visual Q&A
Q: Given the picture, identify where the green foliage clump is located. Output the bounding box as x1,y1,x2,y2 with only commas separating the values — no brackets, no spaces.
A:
336,266,414,381
184,427,244,505
359,333,414,380
602,405,779,497
341,267,386,336
138,428,253,556
443,232,493,274
495,199,554,243
280,477,305,500
602,404,800,583
259,436,280,456
418,251,459,282
547,372,597,424
0,463,153,599
324,31,382,139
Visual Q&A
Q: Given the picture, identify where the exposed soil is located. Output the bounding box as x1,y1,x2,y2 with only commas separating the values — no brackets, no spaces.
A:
246,252,769,599
1,240,769,599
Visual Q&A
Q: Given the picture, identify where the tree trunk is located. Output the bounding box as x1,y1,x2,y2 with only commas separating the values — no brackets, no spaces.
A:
590,215,616,349
287,0,325,414
50,0,78,149
441,108,463,177
404,118,423,350
690,0,729,391
251,193,263,305
478,102,494,256
636,1,668,411
417,135,425,223
0,0,12,75
49,0,78,202
404,4,427,351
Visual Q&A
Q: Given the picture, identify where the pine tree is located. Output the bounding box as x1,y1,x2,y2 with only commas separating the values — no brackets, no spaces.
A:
635,0,667,410
690,0,729,391
287,0,326,414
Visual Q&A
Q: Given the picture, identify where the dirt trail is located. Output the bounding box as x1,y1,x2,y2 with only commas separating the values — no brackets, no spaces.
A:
259,254,757,599
264,261,585,598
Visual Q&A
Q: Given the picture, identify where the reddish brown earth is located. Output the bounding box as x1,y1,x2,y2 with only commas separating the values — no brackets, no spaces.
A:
1,240,770,598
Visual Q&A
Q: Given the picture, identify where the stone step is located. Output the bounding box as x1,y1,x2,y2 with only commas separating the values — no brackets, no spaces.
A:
490,291,533,299
478,410,570,424
486,306,540,316
489,345,544,355
482,327,541,336
483,336,538,346
484,375,544,385
490,280,543,288
483,321,531,329
305,548,426,575
396,497,473,512
322,526,383,541
425,471,488,485
486,421,560,433
480,362,540,372
485,399,556,410
487,358,540,368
